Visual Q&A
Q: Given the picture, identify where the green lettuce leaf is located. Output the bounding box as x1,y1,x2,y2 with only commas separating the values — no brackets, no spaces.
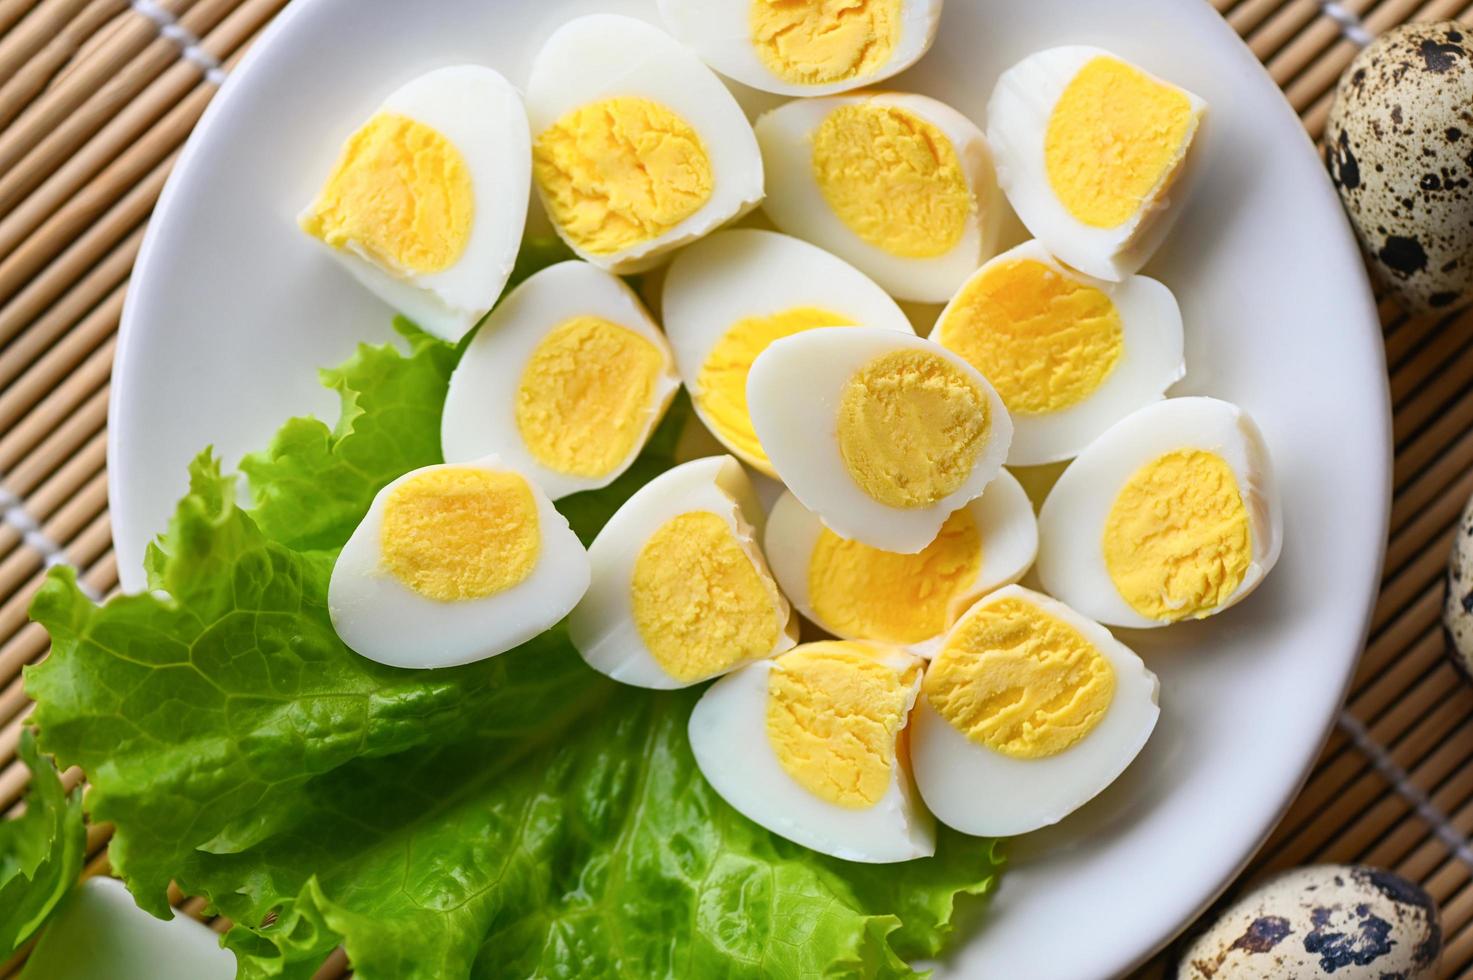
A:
0,730,86,956
27,249,1001,978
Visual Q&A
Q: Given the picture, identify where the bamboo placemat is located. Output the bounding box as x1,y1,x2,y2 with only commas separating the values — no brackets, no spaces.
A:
0,0,1471,977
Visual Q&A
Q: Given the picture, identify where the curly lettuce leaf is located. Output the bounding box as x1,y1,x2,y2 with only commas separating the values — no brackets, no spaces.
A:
27,255,1001,978
0,730,85,956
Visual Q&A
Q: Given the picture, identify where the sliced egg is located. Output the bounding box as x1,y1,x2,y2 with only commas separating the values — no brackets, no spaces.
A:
764,469,1037,653
756,92,1001,302
748,327,1012,553
329,457,589,668
911,585,1159,837
657,0,943,97
441,261,679,500
987,47,1207,281
1037,397,1283,628
570,455,796,689
299,66,530,343
662,229,914,477
929,240,1185,465
525,14,764,274
689,640,934,862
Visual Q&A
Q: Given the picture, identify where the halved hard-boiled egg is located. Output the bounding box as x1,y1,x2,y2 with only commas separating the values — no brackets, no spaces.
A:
657,0,943,97
662,229,913,477
441,261,679,500
748,327,1012,553
329,457,589,668
526,15,764,274
987,47,1207,281
764,469,1036,653
756,92,1001,302
689,640,934,862
299,66,530,343
570,456,796,689
1037,397,1283,628
910,585,1159,837
930,240,1184,465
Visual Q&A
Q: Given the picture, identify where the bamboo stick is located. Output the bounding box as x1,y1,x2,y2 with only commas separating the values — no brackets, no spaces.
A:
0,383,108,495
0,0,98,89
0,0,45,40
0,286,124,433
0,335,113,473
0,0,129,131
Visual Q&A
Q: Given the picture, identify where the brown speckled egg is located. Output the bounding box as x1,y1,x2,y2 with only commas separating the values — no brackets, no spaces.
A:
1444,492,1473,679
1325,23,1473,314
1175,865,1440,979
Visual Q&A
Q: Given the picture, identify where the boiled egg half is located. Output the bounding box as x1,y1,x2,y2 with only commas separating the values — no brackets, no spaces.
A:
987,47,1206,281
662,228,913,478
299,66,530,343
911,585,1159,837
526,15,764,274
441,261,679,500
930,240,1185,465
1037,397,1283,628
329,457,589,668
748,327,1012,553
570,456,796,689
764,468,1037,653
757,92,1001,302
689,641,934,862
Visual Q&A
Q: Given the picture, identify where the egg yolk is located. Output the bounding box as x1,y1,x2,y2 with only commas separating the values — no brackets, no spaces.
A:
380,468,540,601
533,97,713,256
838,349,990,509
924,597,1115,759
301,112,474,275
1103,449,1251,621
631,511,785,683
935,258,1124,415
515,315,667,478
698,307,855,474
766,642,918,808
1044,56,1196,230
812,103,972,258
750,0,901,86
809,508,982,644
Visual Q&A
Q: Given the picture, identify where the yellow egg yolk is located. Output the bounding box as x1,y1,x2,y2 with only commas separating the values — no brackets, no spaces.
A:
1044,56,1196,230
838,349,990,509
380,468,540,601
750,0,901,86
697,307,855,474
812,103,973,258
515,315,667,478
631,510,785,683
924,597,1115,759
301,112,474,276
533,97,714,256
936,258,1124,415
809,508,982,644
1103,449,1251,621
765,642,918,808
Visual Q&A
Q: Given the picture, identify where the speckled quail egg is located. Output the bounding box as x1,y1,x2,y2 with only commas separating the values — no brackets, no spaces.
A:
1325,22,1473,314
1177,865,1441,980
1443,491,1473,681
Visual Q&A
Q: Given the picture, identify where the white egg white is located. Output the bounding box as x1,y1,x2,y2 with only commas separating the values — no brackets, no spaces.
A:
688,646,936,862
569,455,797,690
441,261,679,500
656,0,943,97
1036,397,1283,629
756,92,1001,302
747,327,1013,553
929,240,1185,466
910,585,1160,837
299,66,530,343
764,468,1037,655
329,456,590,669
525,14,764,274
662,228,914,476
986,46,1207,281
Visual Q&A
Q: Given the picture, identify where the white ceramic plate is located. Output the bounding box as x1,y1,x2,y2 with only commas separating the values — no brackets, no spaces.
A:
110,0,1389,976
